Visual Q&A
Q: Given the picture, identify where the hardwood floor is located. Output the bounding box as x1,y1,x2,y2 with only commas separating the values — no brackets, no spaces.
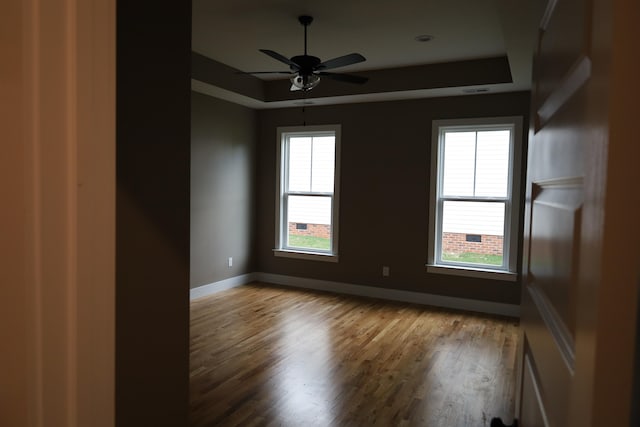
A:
190,283,519,427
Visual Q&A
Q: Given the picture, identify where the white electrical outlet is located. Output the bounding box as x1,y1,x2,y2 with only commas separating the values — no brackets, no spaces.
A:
382,266,389,277
228,257,233,268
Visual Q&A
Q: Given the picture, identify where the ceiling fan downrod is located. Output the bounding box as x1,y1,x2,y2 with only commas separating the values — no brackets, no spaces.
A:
299,15,313,56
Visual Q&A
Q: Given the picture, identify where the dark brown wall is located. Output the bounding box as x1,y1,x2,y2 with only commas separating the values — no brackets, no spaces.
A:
191,93,257,288
256,92,530,305
116,1,191,425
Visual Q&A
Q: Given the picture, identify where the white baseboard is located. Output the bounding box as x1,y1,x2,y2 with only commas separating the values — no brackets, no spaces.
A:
190,273,257,300
190,271,520,317
255,272,520,318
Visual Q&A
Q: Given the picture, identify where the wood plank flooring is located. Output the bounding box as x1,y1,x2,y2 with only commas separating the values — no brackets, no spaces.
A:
190,282,519,427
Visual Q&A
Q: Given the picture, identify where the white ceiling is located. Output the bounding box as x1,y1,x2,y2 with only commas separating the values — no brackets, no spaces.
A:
192,0,544,107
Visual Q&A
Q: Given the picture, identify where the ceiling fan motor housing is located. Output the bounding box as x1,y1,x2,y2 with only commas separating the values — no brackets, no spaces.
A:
290,55,321,75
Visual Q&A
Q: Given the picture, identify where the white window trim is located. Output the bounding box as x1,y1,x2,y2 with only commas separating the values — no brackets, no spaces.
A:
427,116,522,282
274,125,341,262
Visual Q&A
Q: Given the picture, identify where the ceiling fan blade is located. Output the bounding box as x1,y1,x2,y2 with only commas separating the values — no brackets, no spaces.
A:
236,71,293,75
318,72,368,84
316,53,366,71
259,49,300,70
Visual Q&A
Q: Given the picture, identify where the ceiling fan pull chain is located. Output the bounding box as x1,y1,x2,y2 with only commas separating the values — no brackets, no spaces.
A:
302,91,306,126
302,87,307,127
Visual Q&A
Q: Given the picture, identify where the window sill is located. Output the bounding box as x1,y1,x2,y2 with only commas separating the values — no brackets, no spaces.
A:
426,264,517,282
274,249,339,263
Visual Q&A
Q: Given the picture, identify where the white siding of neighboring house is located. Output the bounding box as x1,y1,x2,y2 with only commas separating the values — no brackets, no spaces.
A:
288,196,331,225
442,201,505,236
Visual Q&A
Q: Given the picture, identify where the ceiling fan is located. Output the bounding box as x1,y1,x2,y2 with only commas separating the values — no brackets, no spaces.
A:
244,15,369,91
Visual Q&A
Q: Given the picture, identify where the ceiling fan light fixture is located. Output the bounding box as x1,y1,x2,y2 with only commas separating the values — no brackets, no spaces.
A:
290,74,320,91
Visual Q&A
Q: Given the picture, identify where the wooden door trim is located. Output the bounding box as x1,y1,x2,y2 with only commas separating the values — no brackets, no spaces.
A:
1,0,116,424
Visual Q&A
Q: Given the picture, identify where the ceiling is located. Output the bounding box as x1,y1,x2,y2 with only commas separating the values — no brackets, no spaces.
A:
192,0,544,109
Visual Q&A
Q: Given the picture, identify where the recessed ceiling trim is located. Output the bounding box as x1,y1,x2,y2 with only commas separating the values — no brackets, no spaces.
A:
191,79,267,109
192,78,523,110
192,52,516,106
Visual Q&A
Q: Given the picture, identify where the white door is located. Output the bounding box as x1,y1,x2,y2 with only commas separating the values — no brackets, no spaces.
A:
518,0,640,426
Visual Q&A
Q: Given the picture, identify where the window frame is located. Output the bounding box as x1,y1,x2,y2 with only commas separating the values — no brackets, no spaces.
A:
274,125,341,262
427,117,523,281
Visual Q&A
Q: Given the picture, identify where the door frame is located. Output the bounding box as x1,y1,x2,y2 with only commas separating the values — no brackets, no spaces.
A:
0,0,116,425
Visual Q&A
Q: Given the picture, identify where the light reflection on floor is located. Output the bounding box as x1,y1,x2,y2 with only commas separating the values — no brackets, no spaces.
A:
272,308,336,426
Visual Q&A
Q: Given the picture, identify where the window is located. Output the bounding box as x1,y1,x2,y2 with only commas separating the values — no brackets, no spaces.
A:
275,125,340,261
428,117,522,281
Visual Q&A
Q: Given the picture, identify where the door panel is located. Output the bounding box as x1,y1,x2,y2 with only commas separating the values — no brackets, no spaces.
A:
529,182,582,337
519,0,591,425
